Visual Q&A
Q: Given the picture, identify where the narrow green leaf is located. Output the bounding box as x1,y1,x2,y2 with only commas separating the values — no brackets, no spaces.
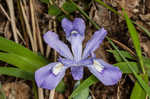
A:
62,2,77,13
0,52,45,72
0,67,34,80
73,88,89,99
108,38,150,97
0,37,48,66
94,0,119,15
114,62,139,73
124,12,145,74
131,81,146,99
108,50,135,62
143,57,150,76
69,75,98,99
130,74,148,99
135,23,150,38
48,5,61,16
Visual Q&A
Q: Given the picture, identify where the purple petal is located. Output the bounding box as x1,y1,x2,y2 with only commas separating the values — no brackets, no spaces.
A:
73,18,85,35
35,62,66,90
43,31,73,59
87,59,122,85
61,18,73,37
70,36,83,61
71,67,83,80
58,58,84,80
69,36,84,79
82,28,107,59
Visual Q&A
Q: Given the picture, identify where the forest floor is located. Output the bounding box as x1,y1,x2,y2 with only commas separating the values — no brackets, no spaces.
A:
0,0,150,99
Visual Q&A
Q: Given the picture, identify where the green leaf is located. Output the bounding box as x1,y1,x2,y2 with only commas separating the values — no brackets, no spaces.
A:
135,23,150,38
0,67,34,80
62,2,77,13
143,57,150,76
48,5,61,16
56,80,66,93
108,50,135,62
69,75,98,99
94,0,119,15
130,81,146,99
108,38,150,97
0,52,45,72
40,0,49,4
124,11,145,73
0,37,48,66
130,74,148,99
114,62,139,73
73,88,89,99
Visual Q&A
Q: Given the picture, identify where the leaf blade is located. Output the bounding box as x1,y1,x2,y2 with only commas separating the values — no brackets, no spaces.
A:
0,67,34,80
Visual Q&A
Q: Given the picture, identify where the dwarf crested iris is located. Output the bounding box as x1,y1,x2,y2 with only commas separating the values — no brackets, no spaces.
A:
35,18,122,90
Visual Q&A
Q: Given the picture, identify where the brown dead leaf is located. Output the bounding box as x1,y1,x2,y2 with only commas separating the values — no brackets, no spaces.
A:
109,0,140,18
89,2,111,27
2,82,31,99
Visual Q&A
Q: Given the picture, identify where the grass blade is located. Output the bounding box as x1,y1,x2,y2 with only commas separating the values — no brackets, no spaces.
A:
69,75,98,99
124,12,145,74
0,67,34,80
0,37,48,65
130,74,148,99
114,62,139,73
0,52,46,72
135,23,150,38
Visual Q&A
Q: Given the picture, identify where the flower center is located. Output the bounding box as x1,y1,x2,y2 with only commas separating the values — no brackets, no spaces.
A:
71,30,78,34
52,63,64,75
93,60,104,72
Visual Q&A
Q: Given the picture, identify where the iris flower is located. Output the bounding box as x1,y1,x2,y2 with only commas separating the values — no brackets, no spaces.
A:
35,18,122,90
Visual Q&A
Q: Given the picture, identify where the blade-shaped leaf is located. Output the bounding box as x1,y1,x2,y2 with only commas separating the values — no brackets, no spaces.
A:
73,88,89,99
62,1,77,13
108,50,135,62
48,5,62,16
0,37,48,66
130,74,148,99
0,67,34,80
69,75,98,99
124,11,144,73
114,62,139,73
0,52,46,72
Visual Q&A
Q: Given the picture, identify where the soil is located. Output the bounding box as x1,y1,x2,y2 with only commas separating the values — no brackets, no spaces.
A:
0,0,150,99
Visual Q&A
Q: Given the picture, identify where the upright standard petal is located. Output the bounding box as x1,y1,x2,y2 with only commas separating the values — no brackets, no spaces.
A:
63,18,85,80
73,18,85,35
87,59,122,85
82,28,107,59
35,62,67,90
61,18,73,37
43,31,73,59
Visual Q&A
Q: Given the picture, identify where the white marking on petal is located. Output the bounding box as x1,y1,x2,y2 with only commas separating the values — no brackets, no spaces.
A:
93,60,104,72
52,63,64,75
71,30,78,34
